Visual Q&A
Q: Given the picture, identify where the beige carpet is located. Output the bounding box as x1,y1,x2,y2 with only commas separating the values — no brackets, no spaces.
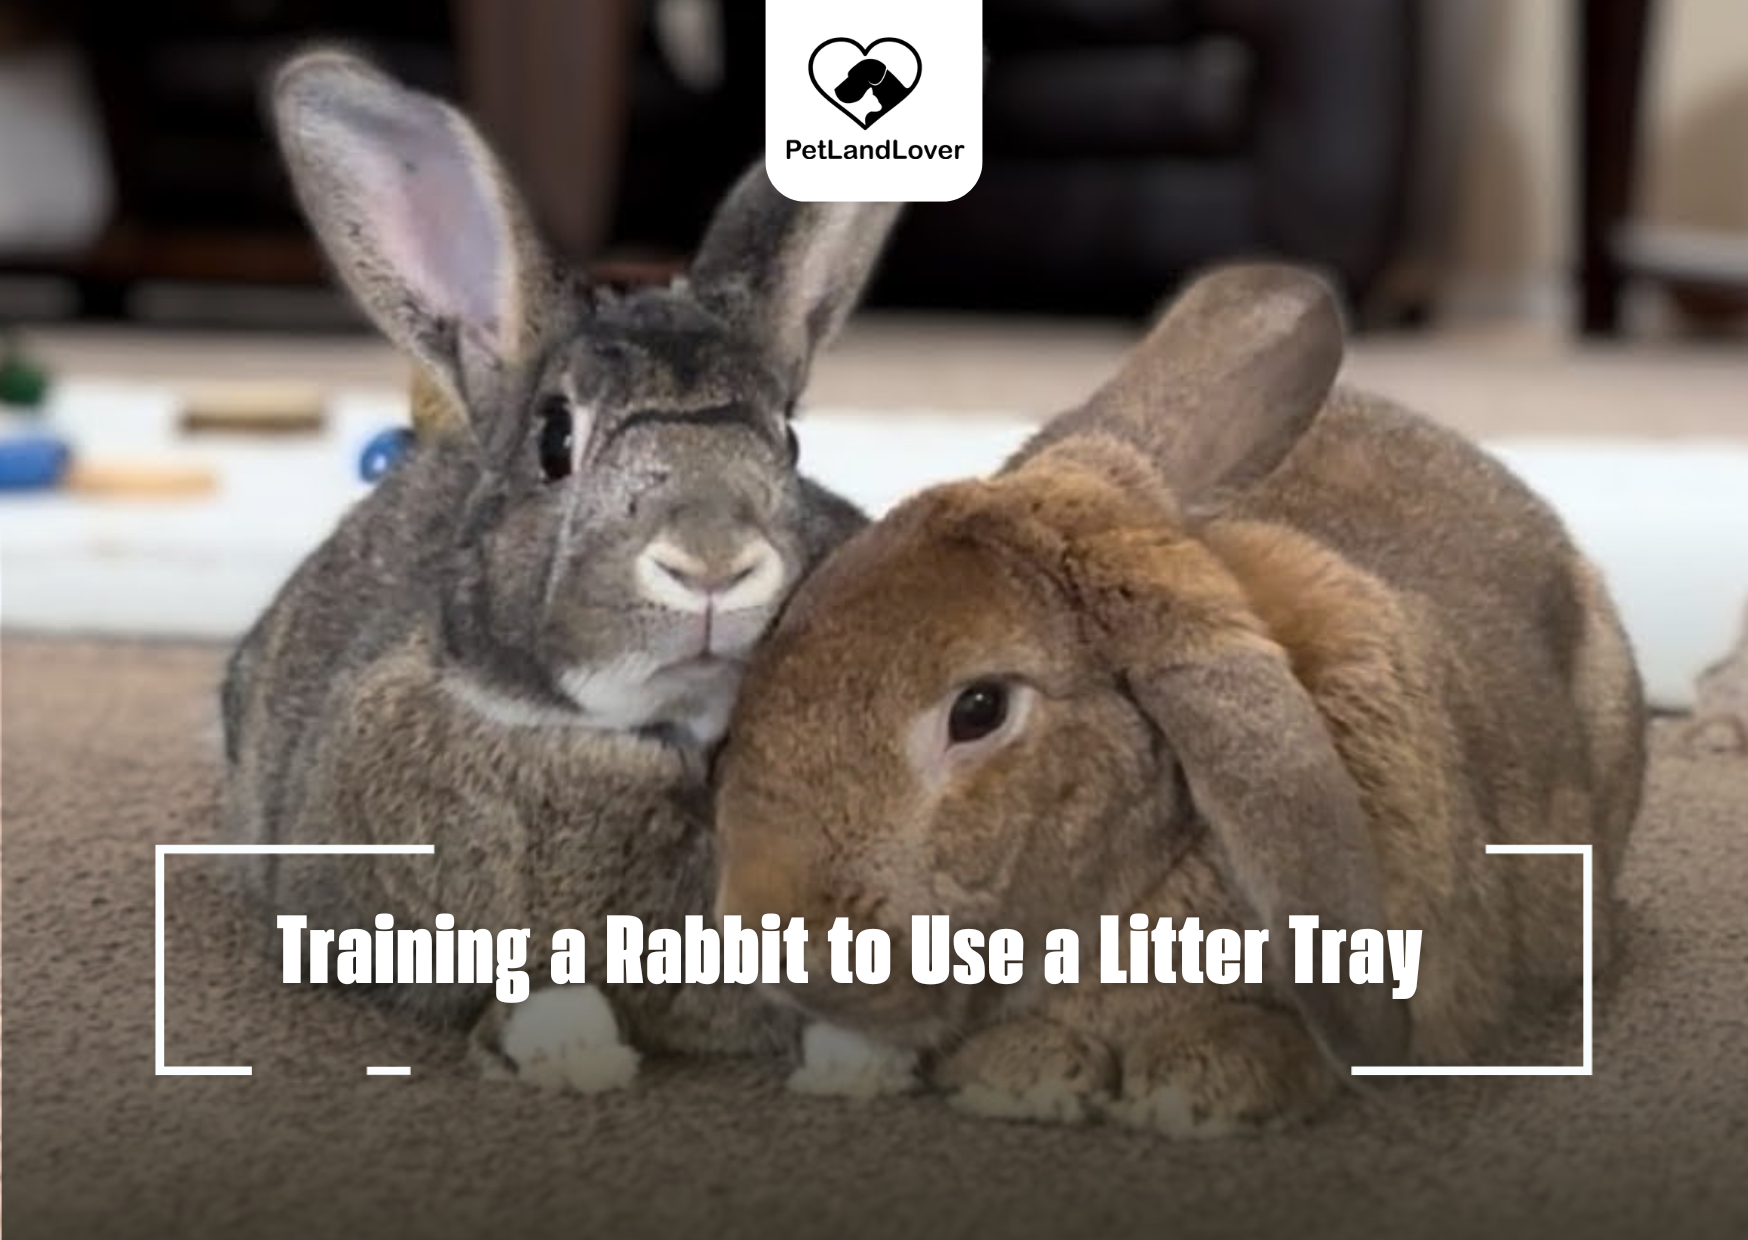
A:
4,635,1747,1240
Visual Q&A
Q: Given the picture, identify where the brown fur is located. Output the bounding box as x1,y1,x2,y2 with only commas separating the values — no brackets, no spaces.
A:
408,365,464,440
714,264,1647,1134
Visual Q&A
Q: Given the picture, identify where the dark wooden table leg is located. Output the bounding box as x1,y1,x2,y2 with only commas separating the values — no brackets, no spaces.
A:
453,0,639,264
1576,0,1653,337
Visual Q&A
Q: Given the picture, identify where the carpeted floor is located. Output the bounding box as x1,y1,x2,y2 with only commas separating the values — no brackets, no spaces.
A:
4,635,1747,1240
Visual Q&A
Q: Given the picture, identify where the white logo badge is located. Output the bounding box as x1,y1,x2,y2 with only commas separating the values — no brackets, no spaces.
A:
767,1,983,202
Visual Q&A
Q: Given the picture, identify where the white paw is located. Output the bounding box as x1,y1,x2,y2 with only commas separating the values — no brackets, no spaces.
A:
500,985,640,1093
1105,1084,1242,1139
787,1022,921,1099
950,1080,1096,1125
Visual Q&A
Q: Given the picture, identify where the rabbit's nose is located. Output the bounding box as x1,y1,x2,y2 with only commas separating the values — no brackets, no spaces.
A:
636,536,786,614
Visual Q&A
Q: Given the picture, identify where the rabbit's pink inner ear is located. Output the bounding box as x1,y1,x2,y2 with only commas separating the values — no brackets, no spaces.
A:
273,53,537,387
336,103,509,335
1132,649,1409,1071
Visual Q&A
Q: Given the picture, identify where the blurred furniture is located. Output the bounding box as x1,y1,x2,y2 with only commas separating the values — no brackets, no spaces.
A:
2,0,1464,322
871,0,1467,317
1577,0,1748,336
0,0,640,319
454,0,637,265
609,0,1471,319
2,1,438,315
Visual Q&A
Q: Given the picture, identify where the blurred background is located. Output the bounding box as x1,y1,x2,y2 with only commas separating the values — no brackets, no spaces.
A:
0,0,1744,691
2,0,1746,332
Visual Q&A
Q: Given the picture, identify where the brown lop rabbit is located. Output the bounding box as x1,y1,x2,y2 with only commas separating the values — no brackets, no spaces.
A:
712,264,1647,1135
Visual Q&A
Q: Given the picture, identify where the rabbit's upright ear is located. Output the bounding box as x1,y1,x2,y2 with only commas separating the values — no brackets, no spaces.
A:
271,50,560,420
689,164,901,392
1029,263,1345,506
1128,639,1409,1073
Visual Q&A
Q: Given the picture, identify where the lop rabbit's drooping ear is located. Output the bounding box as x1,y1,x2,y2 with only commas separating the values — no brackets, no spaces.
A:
270,50,560,425
1113,641,1407,1071
688,168,901,392
1035,265,1407,1070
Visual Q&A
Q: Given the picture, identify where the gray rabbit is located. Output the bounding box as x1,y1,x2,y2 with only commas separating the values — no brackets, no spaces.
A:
219,49,899,1089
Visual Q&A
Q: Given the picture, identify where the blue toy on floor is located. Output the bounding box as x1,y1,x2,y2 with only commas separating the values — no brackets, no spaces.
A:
358,428,414,483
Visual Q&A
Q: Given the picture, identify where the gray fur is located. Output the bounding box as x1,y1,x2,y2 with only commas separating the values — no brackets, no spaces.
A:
221,49,893,1067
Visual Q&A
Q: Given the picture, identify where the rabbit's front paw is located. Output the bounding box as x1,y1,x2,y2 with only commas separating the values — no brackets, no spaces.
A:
935,1018,1116,1125
494,985,640,1093
787,1022,921,1099
1106,1004,1335,1138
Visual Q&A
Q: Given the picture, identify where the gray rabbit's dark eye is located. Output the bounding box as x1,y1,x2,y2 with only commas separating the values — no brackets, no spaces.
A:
948,681,1008,744
538,397,573,481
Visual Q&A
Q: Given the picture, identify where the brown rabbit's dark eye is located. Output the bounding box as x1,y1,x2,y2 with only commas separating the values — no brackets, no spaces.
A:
948,681,1009,744
538,397,573,481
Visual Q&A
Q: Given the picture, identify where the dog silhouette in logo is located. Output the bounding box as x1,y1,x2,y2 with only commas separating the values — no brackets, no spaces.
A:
835,58,911,125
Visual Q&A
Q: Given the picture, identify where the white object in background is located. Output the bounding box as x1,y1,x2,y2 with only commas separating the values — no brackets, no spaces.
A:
800,414,1032,515
1488,440,1748,712
801,421,1748,710
0,380,385,640
0,46,112,254
0,382,1742,712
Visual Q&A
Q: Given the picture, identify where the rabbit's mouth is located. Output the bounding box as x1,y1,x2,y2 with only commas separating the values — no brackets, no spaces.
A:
688,602,778,663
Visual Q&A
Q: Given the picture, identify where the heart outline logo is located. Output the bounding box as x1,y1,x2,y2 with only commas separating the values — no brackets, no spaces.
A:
809,37,922,131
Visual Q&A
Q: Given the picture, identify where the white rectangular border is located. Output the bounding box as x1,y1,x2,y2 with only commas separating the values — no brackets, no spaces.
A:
154,843,434,1075
1352,844,1592,1076
158,843,1591,1077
